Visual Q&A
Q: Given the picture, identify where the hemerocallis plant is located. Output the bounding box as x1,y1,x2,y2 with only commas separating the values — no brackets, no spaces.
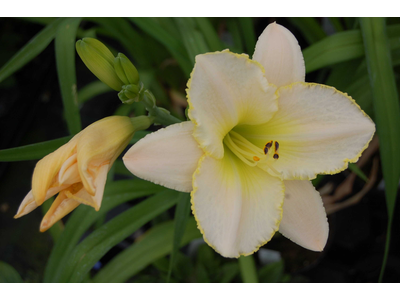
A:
14,116,151,232
123,22,376,258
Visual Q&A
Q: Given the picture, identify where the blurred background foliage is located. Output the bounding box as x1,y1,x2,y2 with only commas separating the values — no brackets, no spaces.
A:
0,17,399,283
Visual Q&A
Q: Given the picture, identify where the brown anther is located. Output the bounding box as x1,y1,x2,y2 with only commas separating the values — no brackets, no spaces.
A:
274,141,279,152
273,154,279,160
264,140,273,155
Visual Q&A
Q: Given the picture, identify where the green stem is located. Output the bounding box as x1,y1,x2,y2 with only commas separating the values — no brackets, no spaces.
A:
239,255,258,283
130,115,155,131
141,90,182,126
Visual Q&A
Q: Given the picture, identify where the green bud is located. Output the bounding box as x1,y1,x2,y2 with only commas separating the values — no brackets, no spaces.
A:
143,90,156,108
113,53,140,85
76,38,124,91
118,84,140,104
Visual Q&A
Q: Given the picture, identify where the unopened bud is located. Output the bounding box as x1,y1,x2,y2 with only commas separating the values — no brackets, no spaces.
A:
114,53,140,85
143,90,156,108
76,38,124,91
118,84,140,104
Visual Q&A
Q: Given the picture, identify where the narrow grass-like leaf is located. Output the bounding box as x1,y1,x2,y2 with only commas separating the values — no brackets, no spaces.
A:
303,29,363,73
167,192,191,282
0,18,64,83
113,159,133,177
65,190,180,282
0,261,23,283
226,18,244,54
129,18,192,77
195,18,223,51
239,255,258,283
87,17,148,66
345,74,374,118
44,179,165,282
77,80,113,104
287,17,326,44
360,17,400,282
93,218,201,283
303,24,400,73
329,17,345,32
0,136,71,162
55,17,82,135
258,260,284,283
348,163,369,182
238,18,256,54
176,18,209,65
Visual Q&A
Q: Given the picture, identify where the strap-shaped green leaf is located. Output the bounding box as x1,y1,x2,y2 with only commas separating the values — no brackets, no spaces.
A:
44,179,165,282
64,190,180,282
167,192,191,281
0,18,64,83
195,18,224,51
175,18,210,65
303,29,364,73
0,136,71,162
0,261,23,283
226,18,244,54
258,260,285,283
348,163,368,183
287,17,326,44
360,17,400,282
77,80,113,104
238,18,256,55
92,217,201,283
129,17,192,77
55,17,82,135
303,24,400,73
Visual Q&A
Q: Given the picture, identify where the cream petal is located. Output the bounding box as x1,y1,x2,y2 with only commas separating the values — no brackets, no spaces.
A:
187,50,278,159
77,116,134,195
253,22,305,87
236,82,375,180
40,191,80,232
14,191,38,218
64,185,98,209
58,153,81,185
32,135,80,205
15,185,70,218
279,180,329,251
192,149,284,258
123,122,203,193
91,163,109,210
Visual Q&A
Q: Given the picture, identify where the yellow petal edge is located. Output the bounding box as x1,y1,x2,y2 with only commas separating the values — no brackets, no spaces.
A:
190,154,285,258
277,82,376,180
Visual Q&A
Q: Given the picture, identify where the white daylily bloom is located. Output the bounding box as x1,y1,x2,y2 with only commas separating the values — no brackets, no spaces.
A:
123,22,375,258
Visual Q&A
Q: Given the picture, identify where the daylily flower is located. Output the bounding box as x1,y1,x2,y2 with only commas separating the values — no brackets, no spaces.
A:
15,116,135,232
123,22,375,258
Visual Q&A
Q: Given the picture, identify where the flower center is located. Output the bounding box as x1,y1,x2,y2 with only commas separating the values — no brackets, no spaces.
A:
223,131,280,171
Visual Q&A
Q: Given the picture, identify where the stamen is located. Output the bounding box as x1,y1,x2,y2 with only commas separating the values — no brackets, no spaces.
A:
273,141,279,160
229,131,264,155
224,134,257,167
274,141,279,152
264,140,273,155
253,156,260,161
